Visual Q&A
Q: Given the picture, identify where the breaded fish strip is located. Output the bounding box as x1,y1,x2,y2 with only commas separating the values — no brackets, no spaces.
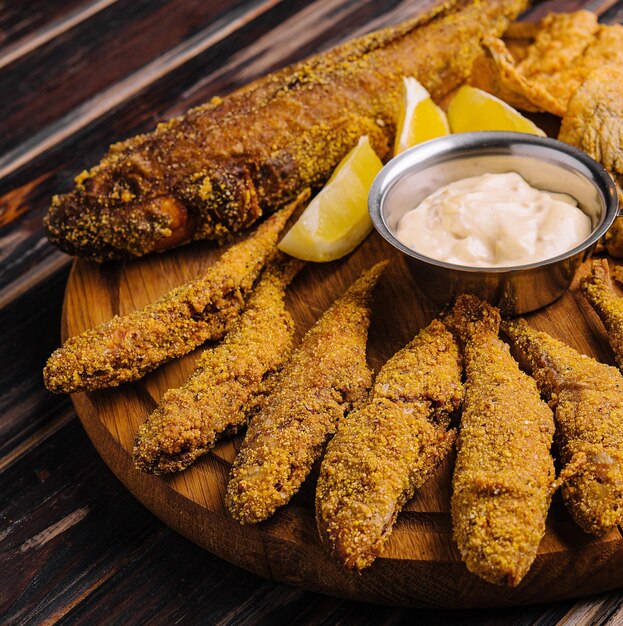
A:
44,0,527,261
316,320,462,571
447,295,555,587
504,318,623,535
581,259,623,371
43,195,305,394
133,255,303,474
226,262,387,524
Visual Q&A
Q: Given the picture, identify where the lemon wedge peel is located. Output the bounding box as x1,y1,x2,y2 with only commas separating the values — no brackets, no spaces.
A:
278,136,383,262
447,85,546,136
394,76,450,155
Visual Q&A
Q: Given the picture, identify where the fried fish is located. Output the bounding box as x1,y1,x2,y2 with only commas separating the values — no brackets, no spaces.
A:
226,262,386,524
316,320,462,571
446,294,555,587
44,0,528,261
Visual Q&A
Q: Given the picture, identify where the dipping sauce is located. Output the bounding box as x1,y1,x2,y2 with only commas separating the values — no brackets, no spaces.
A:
395,172,592,267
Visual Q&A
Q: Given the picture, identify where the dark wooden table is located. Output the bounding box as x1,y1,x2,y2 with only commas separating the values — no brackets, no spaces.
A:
2,0,623,623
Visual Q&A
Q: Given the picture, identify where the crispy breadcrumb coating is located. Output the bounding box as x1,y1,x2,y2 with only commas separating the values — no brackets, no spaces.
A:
316,320,462,571
226,261,387,524
581,259,623,370
133,254,304,474
44,0,527,261
504,318,623,536
43,194,306,393
446,295,555,587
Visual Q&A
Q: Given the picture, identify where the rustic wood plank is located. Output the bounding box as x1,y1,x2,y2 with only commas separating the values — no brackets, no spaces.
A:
0,0,97,51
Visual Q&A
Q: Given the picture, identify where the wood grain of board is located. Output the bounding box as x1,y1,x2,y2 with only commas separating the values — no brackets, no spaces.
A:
64,228,623,608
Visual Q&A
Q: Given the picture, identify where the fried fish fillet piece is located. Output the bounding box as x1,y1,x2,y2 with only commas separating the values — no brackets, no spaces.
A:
133,254,303,474
44,0,528,261
581,259,623,370
226,261,387,524
558,67,623,257
446,294,555,587
471,11,623,117
504,317,623,535
43,195,305,394
316,320,462,571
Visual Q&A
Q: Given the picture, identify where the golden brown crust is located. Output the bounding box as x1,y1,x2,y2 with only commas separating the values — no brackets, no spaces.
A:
447,295,555,587
225,261,387,524
132,255,303,474
44,0,528,261
316,320,462,571
470,11,623,117
581,259,623,371
43,196,305,393
504,317,623,536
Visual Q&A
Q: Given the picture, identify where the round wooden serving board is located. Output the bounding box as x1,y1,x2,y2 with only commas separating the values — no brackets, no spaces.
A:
64,231,623,608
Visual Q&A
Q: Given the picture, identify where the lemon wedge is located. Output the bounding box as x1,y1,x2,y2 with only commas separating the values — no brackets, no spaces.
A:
394,77,449,155
278,136,382,262
447,85,545,135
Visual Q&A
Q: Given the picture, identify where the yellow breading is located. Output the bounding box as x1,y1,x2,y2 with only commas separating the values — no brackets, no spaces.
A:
43,196,305,394
316,320,462,571
447,295,555,587
226,262,387,524
133,255,303,474
504,317,623,536
581,259,623,371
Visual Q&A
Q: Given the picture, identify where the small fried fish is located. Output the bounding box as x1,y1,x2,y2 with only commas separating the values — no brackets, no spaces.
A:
133,254,303,474
226,261,387,524
581,259,623,370
504,318,623,535
447,294,555,587
316,320,462,571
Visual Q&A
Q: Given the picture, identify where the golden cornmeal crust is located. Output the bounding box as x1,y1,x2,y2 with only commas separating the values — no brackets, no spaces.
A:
581,259,623,371
316,320,463,571
225,261,387,524
43,0,527,261
504,318,623,536
446,295,555,587
43,196,305,394
132,254,304,474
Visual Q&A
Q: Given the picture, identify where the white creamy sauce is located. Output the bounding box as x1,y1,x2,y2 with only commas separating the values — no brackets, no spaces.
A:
395,172,591,267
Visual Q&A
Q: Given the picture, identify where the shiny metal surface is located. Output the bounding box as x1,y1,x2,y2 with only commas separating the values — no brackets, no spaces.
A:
369,132,620,314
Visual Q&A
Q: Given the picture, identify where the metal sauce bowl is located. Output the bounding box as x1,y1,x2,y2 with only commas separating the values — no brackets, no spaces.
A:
369,132,620,315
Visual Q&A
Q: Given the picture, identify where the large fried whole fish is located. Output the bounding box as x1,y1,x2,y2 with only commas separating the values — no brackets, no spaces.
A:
504,318,623,536
581,259,623,370
133,254,303,474
316,320,462,571
44,0,528,261
43,196,304,393
447,295,555,587
226,262,386,524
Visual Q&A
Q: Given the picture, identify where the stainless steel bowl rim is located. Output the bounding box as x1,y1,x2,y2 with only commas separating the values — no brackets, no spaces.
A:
369,131,620,274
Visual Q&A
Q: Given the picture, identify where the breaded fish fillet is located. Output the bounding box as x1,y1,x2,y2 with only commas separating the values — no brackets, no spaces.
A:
446,295,555,587
44,0,528,261
504,318,623,535
226,261,386,524
43,195,305,393
471,11,623,117
133,254,303,474
558,68,623,257
316,320,462,571
581,259,623,370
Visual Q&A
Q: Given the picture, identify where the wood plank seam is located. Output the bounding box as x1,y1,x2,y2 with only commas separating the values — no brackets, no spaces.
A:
0,0,121,72
0,0,287,182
